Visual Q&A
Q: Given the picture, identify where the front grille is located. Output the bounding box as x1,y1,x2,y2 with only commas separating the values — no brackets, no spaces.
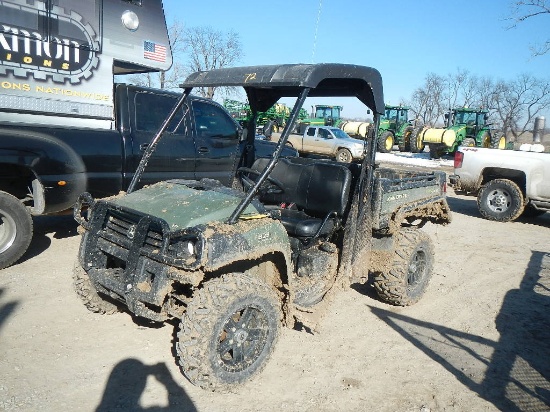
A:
102,209,164,251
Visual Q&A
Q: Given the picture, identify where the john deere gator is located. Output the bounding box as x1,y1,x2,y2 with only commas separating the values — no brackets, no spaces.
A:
416,107,506,158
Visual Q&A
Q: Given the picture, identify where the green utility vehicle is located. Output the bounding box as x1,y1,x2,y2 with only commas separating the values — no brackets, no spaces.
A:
416,107,506,158
73,64,451,391
377,105,415,153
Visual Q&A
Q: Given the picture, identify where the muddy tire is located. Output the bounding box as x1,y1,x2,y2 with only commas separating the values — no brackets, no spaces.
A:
398,126,413,152
374,229,434,306
377,131,394,153
177,273,281,391
477,179,525,222
410,128,425,153
0,191,33,270
73,262,120,314
460,137,476,147
336,148,353,163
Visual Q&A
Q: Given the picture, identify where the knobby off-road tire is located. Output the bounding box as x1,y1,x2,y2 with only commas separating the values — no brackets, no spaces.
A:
398,126,414,152
0,191,33,270
460,137,476,147
73,262,120,314
336,148,353,163
491,134,506,150
377,131,394,153
374,228,434,306
477,179,525,222
177,273,281,391
409,128,425,153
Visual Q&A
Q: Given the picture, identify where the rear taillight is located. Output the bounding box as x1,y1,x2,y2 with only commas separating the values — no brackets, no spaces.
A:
454,151,464,169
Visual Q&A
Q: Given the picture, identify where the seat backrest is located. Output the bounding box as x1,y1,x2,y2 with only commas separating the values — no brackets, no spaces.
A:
250,158,352,217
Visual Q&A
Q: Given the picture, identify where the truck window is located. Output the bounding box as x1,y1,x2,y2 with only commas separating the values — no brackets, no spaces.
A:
319,129,330,139
307,127,316,137
192,100,238,139
134,92,186,134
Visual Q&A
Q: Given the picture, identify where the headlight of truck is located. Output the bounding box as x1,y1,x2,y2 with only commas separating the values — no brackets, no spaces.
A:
168,237,199,259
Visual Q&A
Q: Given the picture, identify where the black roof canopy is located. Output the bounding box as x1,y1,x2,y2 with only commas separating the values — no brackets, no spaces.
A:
181,63,384,114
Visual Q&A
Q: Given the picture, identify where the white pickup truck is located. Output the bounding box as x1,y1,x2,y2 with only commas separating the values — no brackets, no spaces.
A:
286,125,365,162
450,144,549,221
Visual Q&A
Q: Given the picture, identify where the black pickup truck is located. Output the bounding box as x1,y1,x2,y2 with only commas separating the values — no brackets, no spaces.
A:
0,84,294,269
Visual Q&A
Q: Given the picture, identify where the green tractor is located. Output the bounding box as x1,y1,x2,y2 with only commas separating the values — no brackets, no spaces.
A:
416,107,506,158
295,104,343,133
377,105,415,153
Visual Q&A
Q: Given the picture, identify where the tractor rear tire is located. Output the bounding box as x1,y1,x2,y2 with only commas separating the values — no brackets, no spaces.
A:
491,134,506,149
477,179,525,222
410,128,425,153
0,191,33,270
374,228,434,306
377,131,394,153
460,138,476,147
398,126,414,152
177,273,281,391
480,132,491,148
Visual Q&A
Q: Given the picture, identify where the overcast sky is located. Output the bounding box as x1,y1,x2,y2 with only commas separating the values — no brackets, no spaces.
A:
162,0,550,119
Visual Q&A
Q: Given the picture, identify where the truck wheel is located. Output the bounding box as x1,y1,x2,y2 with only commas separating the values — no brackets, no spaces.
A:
398,126,413,152
374,228,434,306
477,179,525,222
336,148,353,163
0,191,33,270
460,138,476,147
73,261,120,314
410,128,425,153
377,131,394,153
491,135,506,149
177,273,281,390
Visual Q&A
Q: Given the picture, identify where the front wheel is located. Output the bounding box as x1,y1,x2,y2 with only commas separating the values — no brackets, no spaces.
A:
377,131,394,153
177,273,281,391
477,179,525,222
460,137,476,147
336,148,353,163
73,261,120,314
0,191,33,270
374,229,434,306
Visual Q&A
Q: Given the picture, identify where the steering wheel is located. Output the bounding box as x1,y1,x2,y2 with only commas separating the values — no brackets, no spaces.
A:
237,167,285,195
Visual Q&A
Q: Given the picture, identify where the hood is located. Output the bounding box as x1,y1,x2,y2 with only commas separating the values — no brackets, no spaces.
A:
111,181,262,230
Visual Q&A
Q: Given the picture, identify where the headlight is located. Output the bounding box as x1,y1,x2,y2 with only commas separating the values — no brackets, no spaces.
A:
168,238,198,259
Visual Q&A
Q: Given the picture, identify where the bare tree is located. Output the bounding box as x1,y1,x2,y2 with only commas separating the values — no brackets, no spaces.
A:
508,1,550,56
491,74,550,139
182,26,243,99
408,73,446,126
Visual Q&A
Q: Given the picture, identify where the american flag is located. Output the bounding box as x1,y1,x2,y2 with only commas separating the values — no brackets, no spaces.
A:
143,40,166,62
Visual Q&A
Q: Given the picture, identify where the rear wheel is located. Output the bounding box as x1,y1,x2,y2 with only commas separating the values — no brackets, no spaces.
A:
410,128,425,153
336,148,353,163
491,134,506,149
374,229,434,306
398,126,414,152
477,179,525,222
377,131,394,153
0,191,33,270
177,273,281,391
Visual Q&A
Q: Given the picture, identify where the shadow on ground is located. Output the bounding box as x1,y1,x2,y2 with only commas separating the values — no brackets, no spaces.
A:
96,359,197,411
17,214,78,264
370,250,550,411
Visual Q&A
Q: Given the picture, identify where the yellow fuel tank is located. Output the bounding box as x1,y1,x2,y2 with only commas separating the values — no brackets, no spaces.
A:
339,121,370,138
419,128,456,147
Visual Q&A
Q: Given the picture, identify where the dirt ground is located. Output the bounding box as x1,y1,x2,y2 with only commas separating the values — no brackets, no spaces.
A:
1,183,550,411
